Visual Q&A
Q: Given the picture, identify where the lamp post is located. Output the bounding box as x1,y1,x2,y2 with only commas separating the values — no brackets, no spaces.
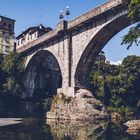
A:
59,10,64,22
59,6,70,22
66,6,70,21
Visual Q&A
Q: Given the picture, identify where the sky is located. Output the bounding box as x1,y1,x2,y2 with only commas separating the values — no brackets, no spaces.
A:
0,0,140,62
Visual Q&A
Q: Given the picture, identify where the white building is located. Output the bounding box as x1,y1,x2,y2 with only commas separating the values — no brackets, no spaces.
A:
16,25,52,50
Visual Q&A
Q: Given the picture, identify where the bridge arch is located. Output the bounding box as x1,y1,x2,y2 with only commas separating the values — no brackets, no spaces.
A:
75,14,131,88
22,50,62,100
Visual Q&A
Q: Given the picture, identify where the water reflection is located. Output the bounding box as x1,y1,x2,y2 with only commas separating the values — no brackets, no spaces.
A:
47,120,108,140
0,118,137,140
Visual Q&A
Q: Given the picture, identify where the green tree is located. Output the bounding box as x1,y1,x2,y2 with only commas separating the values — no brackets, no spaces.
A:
90,53,140,117
0,56,6,95
120,55,140,107
1,51,24,97
122,0,140,49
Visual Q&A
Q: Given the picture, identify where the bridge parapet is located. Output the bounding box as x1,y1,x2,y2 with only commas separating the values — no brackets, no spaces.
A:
17,0,123,54
68,0,122,29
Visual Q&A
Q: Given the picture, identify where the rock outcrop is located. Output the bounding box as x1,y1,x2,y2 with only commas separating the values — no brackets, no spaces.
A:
47,89,110,121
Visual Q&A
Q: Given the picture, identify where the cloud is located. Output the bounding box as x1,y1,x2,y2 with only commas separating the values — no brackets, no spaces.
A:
107,60,122,65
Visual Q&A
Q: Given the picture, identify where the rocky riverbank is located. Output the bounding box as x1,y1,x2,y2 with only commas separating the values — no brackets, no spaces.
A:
0,118,23,127
124,120,140,138
46,89,110,121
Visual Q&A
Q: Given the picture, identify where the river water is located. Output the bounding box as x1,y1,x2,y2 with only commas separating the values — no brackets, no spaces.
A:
0,118,138,140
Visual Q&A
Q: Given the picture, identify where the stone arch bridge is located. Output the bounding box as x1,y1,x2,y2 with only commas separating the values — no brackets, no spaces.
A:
18,0,130,98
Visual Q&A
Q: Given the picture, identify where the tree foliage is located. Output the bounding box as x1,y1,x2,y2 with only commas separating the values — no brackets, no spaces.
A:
90,53,140,116
122,0,140,49
0,51,24,97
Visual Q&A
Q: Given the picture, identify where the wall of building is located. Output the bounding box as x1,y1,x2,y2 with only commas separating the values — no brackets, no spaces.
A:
16,31,38,50
0,16,15,55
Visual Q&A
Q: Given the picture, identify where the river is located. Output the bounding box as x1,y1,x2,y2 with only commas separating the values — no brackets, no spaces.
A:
0,118,138,140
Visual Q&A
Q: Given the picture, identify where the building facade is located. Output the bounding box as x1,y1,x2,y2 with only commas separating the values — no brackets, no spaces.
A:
16,25,52,50
0,16,15,55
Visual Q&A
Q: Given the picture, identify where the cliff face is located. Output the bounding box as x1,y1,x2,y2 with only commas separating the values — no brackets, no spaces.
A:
47,89,110,121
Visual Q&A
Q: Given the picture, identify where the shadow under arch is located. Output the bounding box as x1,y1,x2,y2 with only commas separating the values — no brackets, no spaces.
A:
22,50,62,101
75,14,132,89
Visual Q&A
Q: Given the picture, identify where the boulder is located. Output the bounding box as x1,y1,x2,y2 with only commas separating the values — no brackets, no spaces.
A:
47,89,110,121
75,89,93,98
124,120,140,137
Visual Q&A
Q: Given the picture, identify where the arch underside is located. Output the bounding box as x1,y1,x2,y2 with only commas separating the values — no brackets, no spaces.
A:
22,50,62,101
75,14,131,88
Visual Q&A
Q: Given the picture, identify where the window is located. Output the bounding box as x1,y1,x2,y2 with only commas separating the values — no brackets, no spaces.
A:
35,32,38,38
17,41,19,46
8,24,12,29
21,39,23,44
5,46,9,52
3,22,7,27
5,36,9,44
31,35,32,40
27,35,29,40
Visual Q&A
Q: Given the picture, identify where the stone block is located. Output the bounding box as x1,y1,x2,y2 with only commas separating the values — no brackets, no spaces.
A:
64,87,76,97
46,112,57,119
